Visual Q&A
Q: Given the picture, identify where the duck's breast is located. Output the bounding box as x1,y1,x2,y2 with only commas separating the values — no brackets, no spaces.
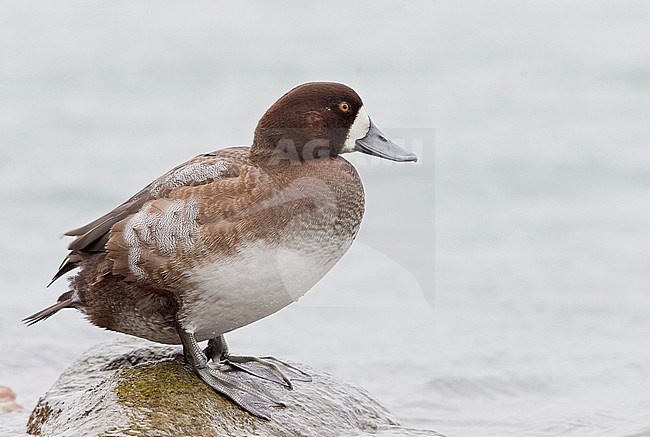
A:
178,157,364,341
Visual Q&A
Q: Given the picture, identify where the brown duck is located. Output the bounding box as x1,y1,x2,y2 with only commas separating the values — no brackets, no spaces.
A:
25,82,418,419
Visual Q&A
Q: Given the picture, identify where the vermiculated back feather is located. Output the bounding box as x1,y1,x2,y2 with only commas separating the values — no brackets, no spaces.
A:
48,150,245,285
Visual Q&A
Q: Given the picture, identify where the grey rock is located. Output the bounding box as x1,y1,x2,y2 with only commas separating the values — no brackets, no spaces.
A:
27,339,442,436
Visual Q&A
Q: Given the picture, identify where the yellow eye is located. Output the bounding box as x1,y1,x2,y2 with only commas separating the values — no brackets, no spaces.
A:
338,102,350,113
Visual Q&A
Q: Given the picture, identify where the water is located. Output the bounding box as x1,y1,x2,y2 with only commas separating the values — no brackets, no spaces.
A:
1,2,649,436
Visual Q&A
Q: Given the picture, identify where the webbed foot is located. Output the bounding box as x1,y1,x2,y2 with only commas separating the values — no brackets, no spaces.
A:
176,326,284,420
204,335,312,389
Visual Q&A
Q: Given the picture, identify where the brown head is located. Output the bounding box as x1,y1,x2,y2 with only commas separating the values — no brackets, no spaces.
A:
250,82,418,163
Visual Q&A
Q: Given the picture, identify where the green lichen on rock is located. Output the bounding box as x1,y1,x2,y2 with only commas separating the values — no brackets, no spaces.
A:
114,359,259,436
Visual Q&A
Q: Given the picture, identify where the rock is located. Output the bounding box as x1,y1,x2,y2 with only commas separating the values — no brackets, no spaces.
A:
27,339,443,436
0,385,23,414
1,385,27,437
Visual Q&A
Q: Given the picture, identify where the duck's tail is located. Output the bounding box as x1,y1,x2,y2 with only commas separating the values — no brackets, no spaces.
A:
23,291,74,326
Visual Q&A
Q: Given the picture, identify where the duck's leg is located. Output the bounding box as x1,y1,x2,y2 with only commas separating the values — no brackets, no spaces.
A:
204,335,312,389
176,323,283,420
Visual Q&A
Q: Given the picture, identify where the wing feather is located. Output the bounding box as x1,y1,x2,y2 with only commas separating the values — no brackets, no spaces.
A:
49,149,247,285
103,164,274,287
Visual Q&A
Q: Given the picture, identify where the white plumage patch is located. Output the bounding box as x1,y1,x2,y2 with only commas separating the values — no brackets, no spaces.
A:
179,240,352,341
340,106,370,153
123,198,200,279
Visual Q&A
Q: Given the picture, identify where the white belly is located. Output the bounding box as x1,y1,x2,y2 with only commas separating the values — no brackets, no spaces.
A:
178,240,350,341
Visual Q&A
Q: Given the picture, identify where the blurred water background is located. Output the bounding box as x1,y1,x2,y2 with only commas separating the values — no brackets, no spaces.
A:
1,1,649,436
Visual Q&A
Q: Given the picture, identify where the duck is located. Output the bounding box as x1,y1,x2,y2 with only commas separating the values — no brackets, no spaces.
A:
24,82,418,419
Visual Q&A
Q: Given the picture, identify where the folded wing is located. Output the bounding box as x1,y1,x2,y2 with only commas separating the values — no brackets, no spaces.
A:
50,149,247,286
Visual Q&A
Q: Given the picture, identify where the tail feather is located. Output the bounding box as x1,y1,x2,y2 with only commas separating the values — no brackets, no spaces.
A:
23,291,74,326
47,262,77,287
48,253,82,287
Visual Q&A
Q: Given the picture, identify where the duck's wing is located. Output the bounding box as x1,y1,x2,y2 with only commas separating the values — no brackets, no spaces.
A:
103,161,287,287
50,148,248,285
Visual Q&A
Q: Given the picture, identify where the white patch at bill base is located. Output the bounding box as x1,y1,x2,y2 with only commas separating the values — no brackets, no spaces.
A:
340,106,371,153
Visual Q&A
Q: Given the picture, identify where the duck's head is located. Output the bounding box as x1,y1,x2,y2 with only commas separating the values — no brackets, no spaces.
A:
251,82,418,163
